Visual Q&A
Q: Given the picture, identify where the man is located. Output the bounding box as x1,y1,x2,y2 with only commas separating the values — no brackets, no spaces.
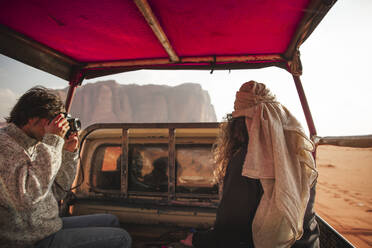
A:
0,86,131,248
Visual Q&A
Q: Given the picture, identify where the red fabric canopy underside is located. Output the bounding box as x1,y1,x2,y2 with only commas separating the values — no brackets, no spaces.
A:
0,0,310,63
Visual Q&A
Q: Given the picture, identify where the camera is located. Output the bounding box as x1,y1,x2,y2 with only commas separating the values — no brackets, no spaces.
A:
64,113,81,138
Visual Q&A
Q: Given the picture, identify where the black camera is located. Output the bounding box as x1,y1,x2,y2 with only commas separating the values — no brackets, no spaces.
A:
64,113,81,138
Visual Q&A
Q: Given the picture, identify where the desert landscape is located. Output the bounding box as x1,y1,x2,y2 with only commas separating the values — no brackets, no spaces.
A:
315,145,372,247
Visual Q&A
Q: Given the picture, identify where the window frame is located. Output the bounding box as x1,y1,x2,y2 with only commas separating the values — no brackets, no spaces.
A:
83,123,220,206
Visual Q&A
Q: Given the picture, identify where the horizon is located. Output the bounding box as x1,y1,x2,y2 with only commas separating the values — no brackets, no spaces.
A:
1,0,371,136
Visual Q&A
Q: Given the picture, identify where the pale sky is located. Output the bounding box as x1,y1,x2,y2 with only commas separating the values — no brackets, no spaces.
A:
0,0,371,136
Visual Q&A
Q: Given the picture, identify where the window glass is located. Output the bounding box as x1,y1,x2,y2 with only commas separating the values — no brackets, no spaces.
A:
91,144,169,192
176,144,218,194
91,145,121,190
102,146,122,171
128,144,168,192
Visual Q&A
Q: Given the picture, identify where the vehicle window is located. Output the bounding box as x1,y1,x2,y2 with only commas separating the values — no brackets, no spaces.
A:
128,144,169,192
176,144,218,195
91,145,121,190
90,142,218,195
91,144,169,192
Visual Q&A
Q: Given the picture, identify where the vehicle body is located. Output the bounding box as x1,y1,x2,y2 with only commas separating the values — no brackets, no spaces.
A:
1,0,369,247
73,122,361,247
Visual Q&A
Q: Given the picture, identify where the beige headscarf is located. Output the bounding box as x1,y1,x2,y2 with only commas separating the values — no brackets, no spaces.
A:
231,81,317,248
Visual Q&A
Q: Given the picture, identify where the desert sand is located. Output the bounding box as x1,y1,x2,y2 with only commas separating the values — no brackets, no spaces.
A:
315,145,372,248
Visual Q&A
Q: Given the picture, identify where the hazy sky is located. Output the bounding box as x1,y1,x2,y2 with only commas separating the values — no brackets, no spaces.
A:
0,1,371,136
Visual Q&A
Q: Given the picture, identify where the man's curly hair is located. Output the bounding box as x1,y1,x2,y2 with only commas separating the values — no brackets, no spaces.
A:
6,86,65,127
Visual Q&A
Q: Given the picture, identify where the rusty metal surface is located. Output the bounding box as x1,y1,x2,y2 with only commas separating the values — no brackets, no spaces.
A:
121,129,129,196
168,128,176,201
293,75,317,139
315,135,372,148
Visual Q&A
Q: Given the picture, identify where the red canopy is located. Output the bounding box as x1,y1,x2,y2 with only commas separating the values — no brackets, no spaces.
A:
0,0,336,81
0,0,337,137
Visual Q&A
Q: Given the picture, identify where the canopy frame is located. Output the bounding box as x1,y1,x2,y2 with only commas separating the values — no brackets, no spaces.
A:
0,0,338,138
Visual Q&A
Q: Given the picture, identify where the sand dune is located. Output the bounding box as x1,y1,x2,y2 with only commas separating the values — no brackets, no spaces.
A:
315,145,372,247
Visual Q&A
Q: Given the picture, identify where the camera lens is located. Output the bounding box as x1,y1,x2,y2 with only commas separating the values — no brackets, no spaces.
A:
72,118,81,132
64,113,81,137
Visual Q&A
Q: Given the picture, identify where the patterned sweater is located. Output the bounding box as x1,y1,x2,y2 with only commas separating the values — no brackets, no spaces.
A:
0,124,78,248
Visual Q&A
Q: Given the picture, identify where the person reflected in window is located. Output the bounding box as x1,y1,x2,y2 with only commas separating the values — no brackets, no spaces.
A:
144,156,168,191
116,149,150,191
181,81,319,248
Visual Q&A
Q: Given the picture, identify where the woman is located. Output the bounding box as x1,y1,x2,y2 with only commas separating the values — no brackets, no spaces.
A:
181,81,319,248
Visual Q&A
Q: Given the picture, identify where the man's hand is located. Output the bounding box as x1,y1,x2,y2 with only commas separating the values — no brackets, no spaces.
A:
180,233,193,246
44,114,69,138
64,132,79,152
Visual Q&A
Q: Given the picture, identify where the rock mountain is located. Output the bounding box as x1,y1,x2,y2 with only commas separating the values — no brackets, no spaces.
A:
52,80,216,128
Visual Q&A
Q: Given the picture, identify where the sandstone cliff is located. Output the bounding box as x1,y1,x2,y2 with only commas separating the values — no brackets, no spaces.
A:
53,80,216,128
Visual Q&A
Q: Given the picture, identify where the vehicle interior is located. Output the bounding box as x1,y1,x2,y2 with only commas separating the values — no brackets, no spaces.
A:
2,0,370,247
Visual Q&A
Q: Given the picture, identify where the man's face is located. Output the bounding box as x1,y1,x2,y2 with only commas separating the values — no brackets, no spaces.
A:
24,117,49,141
